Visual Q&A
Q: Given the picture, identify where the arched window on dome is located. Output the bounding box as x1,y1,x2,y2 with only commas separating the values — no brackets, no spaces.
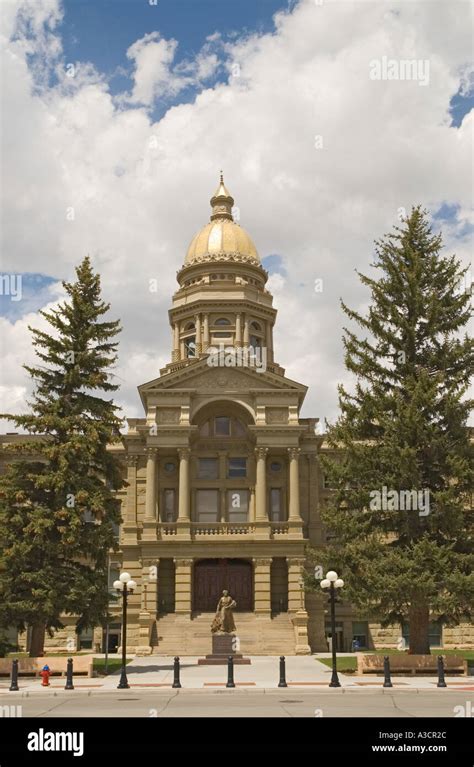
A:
215,318,231,325
185,337,196,358
251,321,261,331
185,322,195,331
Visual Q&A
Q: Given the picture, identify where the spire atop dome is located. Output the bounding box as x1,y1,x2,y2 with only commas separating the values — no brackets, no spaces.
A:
210,171,234,221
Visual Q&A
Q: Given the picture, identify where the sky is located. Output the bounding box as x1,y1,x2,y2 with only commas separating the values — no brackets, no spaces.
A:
0,0,472,430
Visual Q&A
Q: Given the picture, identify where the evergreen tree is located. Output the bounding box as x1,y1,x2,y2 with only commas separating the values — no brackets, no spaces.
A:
308,208,473,654
0,257,124,655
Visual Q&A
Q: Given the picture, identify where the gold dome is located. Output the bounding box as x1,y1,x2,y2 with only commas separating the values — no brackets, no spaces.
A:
184,174,260,267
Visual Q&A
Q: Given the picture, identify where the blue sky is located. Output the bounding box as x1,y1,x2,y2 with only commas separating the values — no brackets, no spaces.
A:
60,0,289,111
1,0,472,424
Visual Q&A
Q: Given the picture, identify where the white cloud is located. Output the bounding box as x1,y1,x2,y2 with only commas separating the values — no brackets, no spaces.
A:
0,0,472,428
126,32,181,105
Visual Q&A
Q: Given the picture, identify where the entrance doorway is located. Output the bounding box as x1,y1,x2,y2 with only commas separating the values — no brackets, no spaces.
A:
194,559,253,612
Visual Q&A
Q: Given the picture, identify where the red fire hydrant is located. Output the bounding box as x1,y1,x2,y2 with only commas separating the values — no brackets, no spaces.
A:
39,665,51,686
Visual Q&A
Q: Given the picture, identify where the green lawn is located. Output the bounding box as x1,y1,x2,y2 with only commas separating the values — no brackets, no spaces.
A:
93,657,132,675
318,649,474,674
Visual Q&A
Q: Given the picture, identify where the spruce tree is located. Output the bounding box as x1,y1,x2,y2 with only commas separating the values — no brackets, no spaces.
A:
0,257,124,655
310,207,473,654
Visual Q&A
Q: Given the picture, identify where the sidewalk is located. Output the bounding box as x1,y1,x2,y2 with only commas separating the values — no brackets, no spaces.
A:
1,655,473,693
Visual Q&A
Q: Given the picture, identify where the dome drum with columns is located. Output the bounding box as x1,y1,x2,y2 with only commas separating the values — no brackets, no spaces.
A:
166,175,282,375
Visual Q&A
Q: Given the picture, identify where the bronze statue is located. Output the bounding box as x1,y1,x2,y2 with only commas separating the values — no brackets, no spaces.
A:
211,590,237,633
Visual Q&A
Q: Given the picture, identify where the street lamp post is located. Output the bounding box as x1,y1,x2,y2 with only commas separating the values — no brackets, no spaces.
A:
320,570,344,688
113,571,137,690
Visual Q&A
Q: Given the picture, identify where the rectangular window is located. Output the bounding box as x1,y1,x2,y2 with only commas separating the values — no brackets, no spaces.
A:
227,490,249,523
197,458,219,479
163,489,176,522
270,488,282,521
352,621,369,649
228,457,247,478
196,489,219,523
215,416,230,436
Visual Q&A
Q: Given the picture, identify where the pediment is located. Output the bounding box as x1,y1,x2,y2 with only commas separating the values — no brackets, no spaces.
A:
139,358,307,397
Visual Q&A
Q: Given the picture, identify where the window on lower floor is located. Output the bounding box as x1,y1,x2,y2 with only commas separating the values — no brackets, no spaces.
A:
163,489,176,522
270,488,282,521
227,490,249,523
196,489,219,522
352,621,369,649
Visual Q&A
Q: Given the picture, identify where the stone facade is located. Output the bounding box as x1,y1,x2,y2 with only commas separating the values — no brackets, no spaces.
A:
1,176,472,655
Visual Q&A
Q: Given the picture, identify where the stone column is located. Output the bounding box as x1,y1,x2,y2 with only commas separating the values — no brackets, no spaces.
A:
203,313,210,352
172,323,179,361
174,558,193,617
122,456,138,545
243,314,250,345
235,313,242,348
288,447,303,538
287,557,310,654
253,558,272,616
266,319,274,362
255,447,270,539
177,448,191,538
255,448,268,520
195,313,202,355
248,486,255,522
143,448,158,541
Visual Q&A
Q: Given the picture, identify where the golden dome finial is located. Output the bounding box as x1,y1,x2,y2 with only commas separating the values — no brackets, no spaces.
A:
210,172,234,221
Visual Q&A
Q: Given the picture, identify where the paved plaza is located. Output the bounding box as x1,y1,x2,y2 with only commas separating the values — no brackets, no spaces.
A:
1,655,472,717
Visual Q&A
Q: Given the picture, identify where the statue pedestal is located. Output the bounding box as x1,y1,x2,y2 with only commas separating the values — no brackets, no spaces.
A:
198,634,251,665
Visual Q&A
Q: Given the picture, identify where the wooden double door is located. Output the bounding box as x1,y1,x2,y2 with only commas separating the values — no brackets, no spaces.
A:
194,559,253,612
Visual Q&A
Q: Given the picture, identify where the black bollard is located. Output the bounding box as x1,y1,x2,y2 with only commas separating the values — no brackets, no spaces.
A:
65,657,74,690
383,655,393,688
278,656,288,688
226,655,235,688
437,655,447,688
9,659,19,692
172,656,181,688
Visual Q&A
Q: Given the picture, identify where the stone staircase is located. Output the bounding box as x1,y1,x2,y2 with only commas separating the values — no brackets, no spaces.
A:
152,612,296,655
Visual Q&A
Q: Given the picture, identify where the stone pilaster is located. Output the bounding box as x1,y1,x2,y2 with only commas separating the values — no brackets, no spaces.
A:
122,456,138,545
142,448,158,541
174,558,193,617
287,556,310,655
253,557,272,616
136,558,159,655
195,313,202,355
172,323,179,361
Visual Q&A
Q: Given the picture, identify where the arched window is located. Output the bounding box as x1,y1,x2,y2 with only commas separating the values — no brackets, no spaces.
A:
215,318,231,325
185,337,196,358
250,335,262,350
185,322,195,331
251,321,261,331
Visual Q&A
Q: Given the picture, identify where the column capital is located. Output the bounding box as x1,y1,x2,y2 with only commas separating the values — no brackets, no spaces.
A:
287,447,301,460
173,557,194,567
125,455,139,467
286,556,306,568
255,447,269,461
145,447,158,457
178,447,191,460
253,557,273,567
